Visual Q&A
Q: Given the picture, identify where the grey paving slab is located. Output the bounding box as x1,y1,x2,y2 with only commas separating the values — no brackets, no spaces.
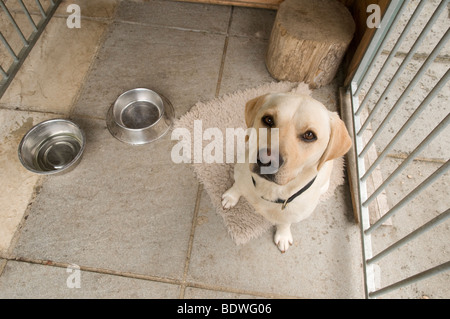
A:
12,118,198,280
72,21,226,119
370,158,450,299
229,7,276,39
219,36,274,96
0,260,180,298
187,187,364,298
116,0,231,34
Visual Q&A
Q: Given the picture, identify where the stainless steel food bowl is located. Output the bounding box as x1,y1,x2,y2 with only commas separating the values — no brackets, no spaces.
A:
18,119,86,175
106,88,175,145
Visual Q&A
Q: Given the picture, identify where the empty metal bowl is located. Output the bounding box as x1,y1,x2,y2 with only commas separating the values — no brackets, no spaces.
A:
18,119,86,175
106,88,175,145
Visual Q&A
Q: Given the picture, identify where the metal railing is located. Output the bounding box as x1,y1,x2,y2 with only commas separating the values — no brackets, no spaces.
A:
0,0,61,99
347,0,449,298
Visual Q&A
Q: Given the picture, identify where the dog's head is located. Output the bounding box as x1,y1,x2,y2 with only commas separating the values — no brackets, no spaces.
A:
245,93,352,185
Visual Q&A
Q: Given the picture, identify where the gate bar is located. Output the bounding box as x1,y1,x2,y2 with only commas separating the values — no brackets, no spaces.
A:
0,31,19,61
361,66,450,182
18,0,38,32
35,0,47,18
0,1,28,45
367,160,450,233
363,112,450,214
0,65,7,79
368,209,450,265
369,261,450,298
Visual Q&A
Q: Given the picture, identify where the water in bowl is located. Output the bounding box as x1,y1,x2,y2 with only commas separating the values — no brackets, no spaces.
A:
34,134,82,171
121,101,161,129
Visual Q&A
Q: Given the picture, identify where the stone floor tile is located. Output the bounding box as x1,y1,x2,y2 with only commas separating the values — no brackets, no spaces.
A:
115,0,230,34
219,36,274,96
0,109,61,254
57,0,120,18
0,17,108,114
187,187,363,298
0,260,180,298
229,6,276,39
72,22,226,119
12,118,198,280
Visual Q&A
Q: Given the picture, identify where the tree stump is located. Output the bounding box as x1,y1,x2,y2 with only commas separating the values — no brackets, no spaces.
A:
266,0,355,88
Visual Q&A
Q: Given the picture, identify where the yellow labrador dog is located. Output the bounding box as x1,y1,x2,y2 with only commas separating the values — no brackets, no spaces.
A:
222,93,352,253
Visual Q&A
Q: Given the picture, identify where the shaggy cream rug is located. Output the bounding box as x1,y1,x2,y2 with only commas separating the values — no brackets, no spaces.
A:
174,82,345,245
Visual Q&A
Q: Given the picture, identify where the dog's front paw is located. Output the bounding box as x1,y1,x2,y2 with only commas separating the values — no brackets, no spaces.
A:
221,188,240,209
274,225,293,253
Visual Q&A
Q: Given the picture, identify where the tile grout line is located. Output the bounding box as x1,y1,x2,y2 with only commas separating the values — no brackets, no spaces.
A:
386,153,447,164
380,50,450,64
215,6,234,98
185,281,301,299
8,256,183,286
0,105,108,123
178,183,204,298
0,105,67,116
104,18,270,41
5,255,302,299
114,18,228,36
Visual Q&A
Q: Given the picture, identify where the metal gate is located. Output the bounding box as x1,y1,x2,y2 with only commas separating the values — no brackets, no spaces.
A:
346,0,449,298
0,0,61,98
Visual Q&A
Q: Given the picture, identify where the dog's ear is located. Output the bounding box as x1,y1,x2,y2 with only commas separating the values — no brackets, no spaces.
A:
245,94,268,128
317,112,352,171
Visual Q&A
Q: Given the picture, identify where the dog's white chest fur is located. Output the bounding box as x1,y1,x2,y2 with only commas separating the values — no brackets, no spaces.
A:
233,160,332,225
222,160,333,253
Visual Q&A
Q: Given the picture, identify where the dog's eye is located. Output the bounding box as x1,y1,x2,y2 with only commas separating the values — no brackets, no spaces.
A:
262,115,275,127
301,131,317,142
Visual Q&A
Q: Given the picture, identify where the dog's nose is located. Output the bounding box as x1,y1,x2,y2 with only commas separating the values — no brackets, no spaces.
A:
257,149,284,173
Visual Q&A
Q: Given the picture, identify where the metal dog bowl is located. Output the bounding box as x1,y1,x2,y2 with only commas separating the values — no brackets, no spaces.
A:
106,88,174,145
18,119,86,175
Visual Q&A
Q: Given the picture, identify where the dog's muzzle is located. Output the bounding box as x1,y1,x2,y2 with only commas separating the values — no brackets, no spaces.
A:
256,148,284,176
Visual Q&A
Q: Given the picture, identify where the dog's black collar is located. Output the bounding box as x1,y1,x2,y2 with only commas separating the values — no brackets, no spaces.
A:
252,175,317,210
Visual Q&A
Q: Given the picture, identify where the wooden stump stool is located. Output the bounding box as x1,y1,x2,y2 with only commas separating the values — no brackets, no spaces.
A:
266,0,355,88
